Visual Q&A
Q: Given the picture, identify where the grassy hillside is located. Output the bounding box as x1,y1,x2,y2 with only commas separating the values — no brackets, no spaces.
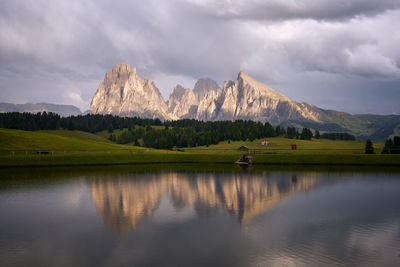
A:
185,137,385,155
40,130,112,143
321,110,371,136
96,129,125,140
285,112,400,140
0,128,139,150
0,128,398,167
1,128,386,153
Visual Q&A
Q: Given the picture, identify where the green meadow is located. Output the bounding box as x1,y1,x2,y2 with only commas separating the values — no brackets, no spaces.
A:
0,128,399,167
0,128,140,150
185,137,385,154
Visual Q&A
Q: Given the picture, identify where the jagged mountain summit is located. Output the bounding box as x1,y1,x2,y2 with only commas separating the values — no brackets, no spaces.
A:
193,78,220,101
167,84,198,119
90,63,169,119
166,78,222,119
89,63,400,139
90,63,322,124
197,71,321,125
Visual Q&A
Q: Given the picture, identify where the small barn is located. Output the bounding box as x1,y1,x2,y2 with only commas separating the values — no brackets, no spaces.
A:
261,140,269,146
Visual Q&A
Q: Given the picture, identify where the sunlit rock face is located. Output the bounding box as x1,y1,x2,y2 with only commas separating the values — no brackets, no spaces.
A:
199,72,321,125
167,85,198,119
90,172,319,233
167,78,221,119
90,63,169,119
90,63,323,124
195,89,222,121
192,78,220,101
192,73,322,123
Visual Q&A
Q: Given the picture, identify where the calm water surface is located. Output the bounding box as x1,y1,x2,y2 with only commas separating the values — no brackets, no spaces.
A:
0,166,400,266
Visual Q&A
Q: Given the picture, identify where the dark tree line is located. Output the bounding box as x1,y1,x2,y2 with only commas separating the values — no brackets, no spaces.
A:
0,112,356,149
0,112,62,130
274,126,350,141
0,112,162,132
0,112,276,148
320,132,355,141
114,126,347,148
113,120,277,149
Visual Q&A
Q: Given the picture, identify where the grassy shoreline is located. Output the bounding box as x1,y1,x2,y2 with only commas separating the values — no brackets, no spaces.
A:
1,128,399,168
1,153,399,168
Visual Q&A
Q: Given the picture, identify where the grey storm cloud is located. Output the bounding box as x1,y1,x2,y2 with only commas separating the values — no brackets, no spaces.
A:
190,0,400,21
0,0,399,114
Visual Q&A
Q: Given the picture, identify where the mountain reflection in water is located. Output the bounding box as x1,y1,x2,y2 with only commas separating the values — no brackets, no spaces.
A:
90,172,319,233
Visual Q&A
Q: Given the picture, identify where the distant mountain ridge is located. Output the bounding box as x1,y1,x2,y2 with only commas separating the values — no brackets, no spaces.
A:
4,64,398,140
0,102,82,117
90,63,321,124
90,63,400,139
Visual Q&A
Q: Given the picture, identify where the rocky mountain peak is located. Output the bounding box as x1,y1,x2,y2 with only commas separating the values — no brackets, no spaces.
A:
193,78,220,100
170,84,187,99
103,63,135,87
236,71,290,102
237,71,247,80
236,71,255,88
208,71,320,124
91,63,168,119
91,64,322,124
167,84,198,119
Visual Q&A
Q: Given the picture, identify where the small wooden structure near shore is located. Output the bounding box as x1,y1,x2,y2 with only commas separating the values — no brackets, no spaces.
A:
235,154,253,165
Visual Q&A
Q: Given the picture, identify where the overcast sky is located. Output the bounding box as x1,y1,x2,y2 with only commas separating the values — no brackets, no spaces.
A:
1,0,399,114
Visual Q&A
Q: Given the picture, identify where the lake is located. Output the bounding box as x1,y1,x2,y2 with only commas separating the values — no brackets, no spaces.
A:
1,165,400,266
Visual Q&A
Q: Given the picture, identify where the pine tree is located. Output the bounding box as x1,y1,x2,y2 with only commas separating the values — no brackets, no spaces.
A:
286,127,296,139
382,138,393,154
108,134,116,142
382,136,400,154
365,139,374,154
300,128,313,140
107,124,114,133
394,136,400,154
248,132,255,141
275,126,281,136
315,130,320,139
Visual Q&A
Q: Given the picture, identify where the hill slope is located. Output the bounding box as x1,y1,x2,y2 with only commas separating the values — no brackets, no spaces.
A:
0,128,136,150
